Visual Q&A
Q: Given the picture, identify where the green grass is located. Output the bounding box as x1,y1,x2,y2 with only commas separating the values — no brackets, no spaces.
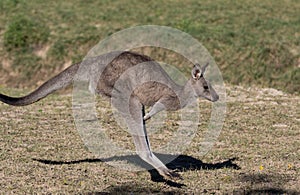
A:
0,0,299,93
3,15,49,51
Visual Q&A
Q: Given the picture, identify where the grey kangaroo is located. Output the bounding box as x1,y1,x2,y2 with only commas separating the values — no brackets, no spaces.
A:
0,51,219,179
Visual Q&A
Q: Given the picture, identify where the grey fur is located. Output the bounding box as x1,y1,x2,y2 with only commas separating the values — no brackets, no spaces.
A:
0,51,219,179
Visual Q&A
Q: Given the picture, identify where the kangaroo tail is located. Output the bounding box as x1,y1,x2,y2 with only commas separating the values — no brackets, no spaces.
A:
0,62,80,106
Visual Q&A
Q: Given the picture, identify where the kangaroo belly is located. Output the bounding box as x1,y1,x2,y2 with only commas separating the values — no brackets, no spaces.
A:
133,82,181,110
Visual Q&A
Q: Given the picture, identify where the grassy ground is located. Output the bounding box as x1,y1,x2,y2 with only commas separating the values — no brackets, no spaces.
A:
0,0,299,93
0,86,299,194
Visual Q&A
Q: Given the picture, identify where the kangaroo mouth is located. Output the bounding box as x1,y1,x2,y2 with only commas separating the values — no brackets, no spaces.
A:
212,94,219,102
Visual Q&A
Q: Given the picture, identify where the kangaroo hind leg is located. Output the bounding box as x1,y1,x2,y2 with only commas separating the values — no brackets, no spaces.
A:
127,97,180,179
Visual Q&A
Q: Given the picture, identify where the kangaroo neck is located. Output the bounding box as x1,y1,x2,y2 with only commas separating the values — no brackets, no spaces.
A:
177,79,196,108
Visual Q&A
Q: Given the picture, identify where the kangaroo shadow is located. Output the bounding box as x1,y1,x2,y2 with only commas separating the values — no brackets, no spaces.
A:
33,153,240,188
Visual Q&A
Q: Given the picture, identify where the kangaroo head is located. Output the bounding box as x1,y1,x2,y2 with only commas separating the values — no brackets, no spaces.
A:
190,62,219,102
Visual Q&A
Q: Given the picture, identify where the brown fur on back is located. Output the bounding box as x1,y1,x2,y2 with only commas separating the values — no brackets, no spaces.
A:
96,51,153,96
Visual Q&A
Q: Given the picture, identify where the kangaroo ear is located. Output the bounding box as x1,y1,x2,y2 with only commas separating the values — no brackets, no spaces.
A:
201,62,209,74
191,63,202,80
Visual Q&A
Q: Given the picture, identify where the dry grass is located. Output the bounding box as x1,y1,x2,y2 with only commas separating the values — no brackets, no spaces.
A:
0,85,299,194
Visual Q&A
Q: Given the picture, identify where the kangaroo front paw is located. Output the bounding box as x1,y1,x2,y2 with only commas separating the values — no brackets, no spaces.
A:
143,114,151,121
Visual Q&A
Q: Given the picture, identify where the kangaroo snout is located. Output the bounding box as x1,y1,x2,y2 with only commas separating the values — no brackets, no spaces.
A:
211,93,219,102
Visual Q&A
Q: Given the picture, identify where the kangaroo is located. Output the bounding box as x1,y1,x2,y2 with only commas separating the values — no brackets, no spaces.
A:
0,51,219,179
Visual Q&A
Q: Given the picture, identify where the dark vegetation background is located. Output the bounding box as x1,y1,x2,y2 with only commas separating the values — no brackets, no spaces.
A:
0,0,299,94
